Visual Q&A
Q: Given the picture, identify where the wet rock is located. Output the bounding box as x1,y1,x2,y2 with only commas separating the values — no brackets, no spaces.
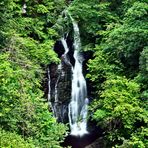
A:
85,137,107,148
49,55,72,123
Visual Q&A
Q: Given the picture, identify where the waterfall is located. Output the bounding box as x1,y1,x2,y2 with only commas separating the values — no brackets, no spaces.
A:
22,3,27,14
47,69,51,103
48,14,89,136
68,15,89,136
47,68,55,114
61,37,69,55
55,64,61,103
61,36,71,65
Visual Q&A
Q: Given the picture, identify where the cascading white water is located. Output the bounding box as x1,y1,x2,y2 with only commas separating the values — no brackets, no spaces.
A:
61,37,69,55
55,64,61,103
61,37,71,65
47,68,55,114
68,15,89,136
47,69,51,104
48,14,88,136
22,3,27,14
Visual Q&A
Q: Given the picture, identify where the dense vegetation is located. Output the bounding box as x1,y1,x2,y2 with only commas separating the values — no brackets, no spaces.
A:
0,0,147,148
75,0,148,147
0,0,68,147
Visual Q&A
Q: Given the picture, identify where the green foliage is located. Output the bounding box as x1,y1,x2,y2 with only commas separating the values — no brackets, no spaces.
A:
137,46,148,93
116,127,148,148
0,36,67,148
0,128,35,148
92,1,148,77
90,76,147,145
0,0,148,147
93,109,108,120
68,0,118,45
0,0,67,147
86,0,148,147
87,45,123,84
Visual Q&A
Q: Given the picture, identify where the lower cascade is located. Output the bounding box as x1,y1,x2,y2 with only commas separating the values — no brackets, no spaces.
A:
68,15,89,136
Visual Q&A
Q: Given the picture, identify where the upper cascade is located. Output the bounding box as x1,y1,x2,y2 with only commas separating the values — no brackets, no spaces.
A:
61,36,71,65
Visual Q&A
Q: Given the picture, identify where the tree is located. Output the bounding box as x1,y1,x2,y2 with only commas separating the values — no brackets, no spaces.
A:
86,0,148,147
0,0,68,147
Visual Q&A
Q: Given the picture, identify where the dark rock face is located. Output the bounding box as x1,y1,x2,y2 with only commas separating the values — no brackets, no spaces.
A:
49,55,72,123
85,137,107,148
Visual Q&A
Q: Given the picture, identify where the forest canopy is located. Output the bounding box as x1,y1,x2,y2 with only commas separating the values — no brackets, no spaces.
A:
0,0,147,147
